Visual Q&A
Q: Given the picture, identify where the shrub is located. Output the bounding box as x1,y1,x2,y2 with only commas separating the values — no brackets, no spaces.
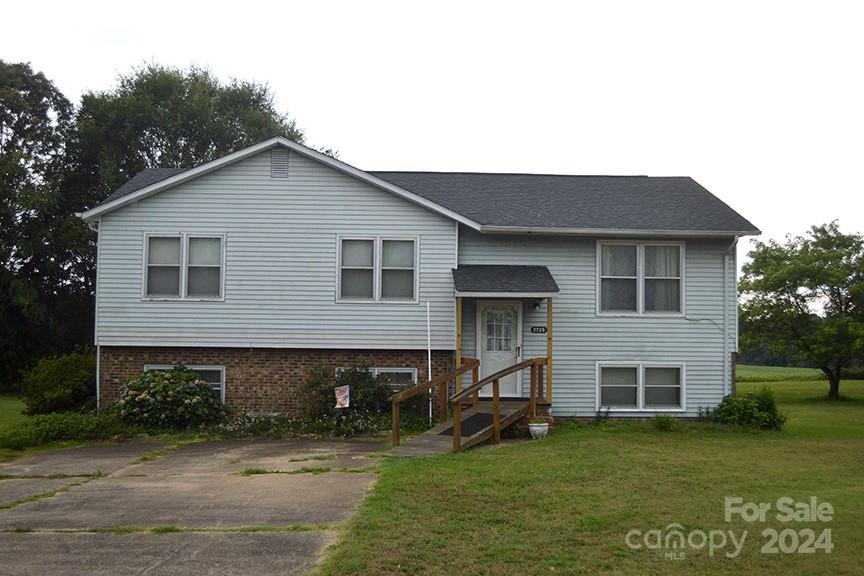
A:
21,351,96,415
654,414,678,431
113,366,228,429
0,412,132,450
707,387,787,430
298,364,394,436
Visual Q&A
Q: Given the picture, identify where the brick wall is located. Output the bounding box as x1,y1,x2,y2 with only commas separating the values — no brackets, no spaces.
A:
99,346,454,414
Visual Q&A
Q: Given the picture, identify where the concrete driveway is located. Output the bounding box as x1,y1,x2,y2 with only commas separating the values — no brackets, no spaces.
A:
0,438,385,575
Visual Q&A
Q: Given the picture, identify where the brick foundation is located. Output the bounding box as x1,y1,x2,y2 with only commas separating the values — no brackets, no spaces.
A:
99,346,454,414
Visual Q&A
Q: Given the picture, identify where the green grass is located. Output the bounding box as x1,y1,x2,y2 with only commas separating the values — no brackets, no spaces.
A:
736,364,825,382
316,380,864,576
0,396,27,431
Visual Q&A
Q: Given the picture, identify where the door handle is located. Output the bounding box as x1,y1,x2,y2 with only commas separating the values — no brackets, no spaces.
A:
516,345,522,358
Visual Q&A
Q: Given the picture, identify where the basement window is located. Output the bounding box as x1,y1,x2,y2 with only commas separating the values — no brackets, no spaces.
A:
144,365,225,403
597,363,684,411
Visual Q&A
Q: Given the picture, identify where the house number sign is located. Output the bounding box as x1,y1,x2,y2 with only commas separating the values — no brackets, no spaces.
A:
530,326,547,334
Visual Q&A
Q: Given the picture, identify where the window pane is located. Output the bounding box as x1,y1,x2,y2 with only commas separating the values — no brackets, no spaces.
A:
187,267,221,297
645,246,680,277
192,369,223,386
601,386,637,406
601,245,636,276
645,367,680,387
341,268,373,298
381,269,414,299
645,279,680,312
147,266,180,296
645,386,681,407
601,367,637,386
377,370,415,387
342,240,373,267
382,240,414,268
189,237,221,266
601,278,637,311
148,237,180,265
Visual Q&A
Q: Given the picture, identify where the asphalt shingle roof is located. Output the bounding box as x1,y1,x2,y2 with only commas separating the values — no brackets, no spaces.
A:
103,168,185,203
99,167,759,234
370,172,759,233
452,265,560,294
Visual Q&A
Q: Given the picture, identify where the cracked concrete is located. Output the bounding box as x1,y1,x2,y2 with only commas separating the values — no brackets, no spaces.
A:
0,438,386,574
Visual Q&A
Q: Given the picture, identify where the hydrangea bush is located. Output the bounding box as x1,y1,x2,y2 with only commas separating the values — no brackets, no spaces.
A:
114,366,228,429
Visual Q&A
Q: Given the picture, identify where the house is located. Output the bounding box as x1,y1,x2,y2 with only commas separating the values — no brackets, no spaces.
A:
79,136,759,419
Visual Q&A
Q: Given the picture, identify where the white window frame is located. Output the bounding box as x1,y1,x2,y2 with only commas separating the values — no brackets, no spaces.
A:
144,364,226,404
142,233,226,302
595,361,686,412
336,235,419,303
334,366,419,390
596,240,685,317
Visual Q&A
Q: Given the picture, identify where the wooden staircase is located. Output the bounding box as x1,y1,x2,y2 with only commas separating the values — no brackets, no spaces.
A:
389,357,549,457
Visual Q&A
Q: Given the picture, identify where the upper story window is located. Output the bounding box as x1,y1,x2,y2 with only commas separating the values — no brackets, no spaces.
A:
145,234,224,300
338,237,417,302
598,241,683,314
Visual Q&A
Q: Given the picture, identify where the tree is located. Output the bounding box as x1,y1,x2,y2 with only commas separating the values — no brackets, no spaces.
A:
1,61,310,390
740,222,864,399
63,64,305,210
0,60,77,390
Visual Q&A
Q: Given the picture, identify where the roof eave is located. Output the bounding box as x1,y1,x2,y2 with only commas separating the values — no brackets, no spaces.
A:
455,291,559,298
478,225,761,237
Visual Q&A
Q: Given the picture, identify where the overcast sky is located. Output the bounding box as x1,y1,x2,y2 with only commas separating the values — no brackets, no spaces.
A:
3,1,862,269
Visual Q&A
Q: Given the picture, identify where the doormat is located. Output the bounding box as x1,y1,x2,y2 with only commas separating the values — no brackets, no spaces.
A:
439,413,494,437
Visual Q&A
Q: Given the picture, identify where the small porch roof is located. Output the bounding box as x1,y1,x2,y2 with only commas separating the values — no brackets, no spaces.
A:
452,265,560,298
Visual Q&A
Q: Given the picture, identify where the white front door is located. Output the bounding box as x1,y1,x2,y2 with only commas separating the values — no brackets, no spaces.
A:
477,301,522,397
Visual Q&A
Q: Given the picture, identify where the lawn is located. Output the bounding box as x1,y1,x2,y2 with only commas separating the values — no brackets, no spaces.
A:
316,380,864,575
0,395,27,431
736,364,825,382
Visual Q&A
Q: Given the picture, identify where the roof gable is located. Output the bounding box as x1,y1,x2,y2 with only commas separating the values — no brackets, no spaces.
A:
81,138,759,237
78,138,482,229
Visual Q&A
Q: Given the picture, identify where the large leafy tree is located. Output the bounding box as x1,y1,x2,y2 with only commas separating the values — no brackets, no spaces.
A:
64,64,305,210
740,222,864,399
1,62,308,389
0,60,81,389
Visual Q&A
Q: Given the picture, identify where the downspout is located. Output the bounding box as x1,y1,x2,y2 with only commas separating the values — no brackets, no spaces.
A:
91,218,101,412
722,236,739,396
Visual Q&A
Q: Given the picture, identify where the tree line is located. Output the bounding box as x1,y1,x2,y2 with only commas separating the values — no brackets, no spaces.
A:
1,60,306,390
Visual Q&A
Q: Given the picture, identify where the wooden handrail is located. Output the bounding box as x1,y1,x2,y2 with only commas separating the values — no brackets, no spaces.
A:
390,358,478,403
451,357,547,453
390,358,479,447
449,357,546,405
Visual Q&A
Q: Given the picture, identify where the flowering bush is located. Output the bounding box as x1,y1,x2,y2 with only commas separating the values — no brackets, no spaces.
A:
113,366,228,429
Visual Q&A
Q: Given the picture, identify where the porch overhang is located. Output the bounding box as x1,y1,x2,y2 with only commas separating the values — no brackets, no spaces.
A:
451,265,560,298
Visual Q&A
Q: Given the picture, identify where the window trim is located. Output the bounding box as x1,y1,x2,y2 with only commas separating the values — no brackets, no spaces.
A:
595,361,686,412
336,235,419,304
142,233,226,302
334,367,419,388
596,240,685,317
144,364,226,404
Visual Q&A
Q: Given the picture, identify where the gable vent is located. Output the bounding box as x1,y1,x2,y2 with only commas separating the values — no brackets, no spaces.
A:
270,148,289,178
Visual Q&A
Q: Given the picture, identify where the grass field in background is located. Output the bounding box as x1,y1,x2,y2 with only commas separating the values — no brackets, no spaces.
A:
316,379,863,576
736,364,825,382
0,396,26,431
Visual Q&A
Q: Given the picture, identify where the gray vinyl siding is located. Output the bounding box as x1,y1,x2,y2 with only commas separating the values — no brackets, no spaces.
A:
458,227,736,417
95,150,457,350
